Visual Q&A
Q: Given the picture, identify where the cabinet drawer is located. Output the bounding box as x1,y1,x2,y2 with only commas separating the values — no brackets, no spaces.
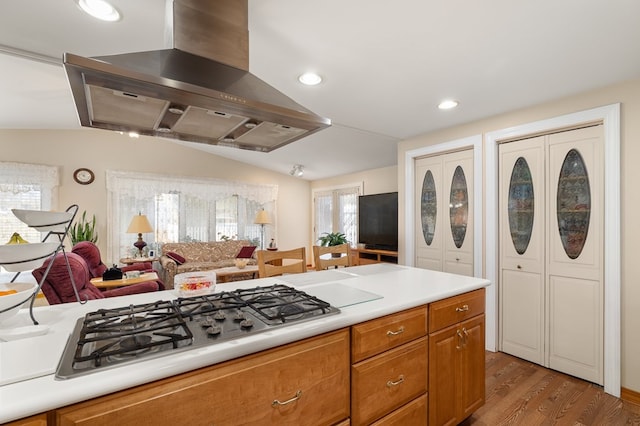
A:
351,305,427,363
370,394,427,426
56,329,350,426
429,288,485,333
351,337,428,426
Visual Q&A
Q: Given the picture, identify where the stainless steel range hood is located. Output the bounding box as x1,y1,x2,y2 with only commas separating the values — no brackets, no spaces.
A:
63,0,330,152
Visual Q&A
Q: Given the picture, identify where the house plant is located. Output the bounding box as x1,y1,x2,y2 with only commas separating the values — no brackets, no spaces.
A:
318,232,348,257
70,210,98,245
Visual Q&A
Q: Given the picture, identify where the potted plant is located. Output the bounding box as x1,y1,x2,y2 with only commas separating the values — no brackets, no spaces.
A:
318,232,348,257
70,210,98,245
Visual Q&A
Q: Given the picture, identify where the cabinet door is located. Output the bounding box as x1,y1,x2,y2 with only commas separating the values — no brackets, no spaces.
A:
499,136,545,364
56,329,350,426
443,150,474,276
415,155,443,271
429,314,485,426
458,315,485,420
428,324,458,426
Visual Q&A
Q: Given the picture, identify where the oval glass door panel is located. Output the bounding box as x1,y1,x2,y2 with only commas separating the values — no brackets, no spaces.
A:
449,165,468,249
508,157,534,255
556,149,591,259
420,170,437,245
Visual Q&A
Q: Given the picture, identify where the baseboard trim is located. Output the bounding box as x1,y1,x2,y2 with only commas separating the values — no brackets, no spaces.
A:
621,387,640,406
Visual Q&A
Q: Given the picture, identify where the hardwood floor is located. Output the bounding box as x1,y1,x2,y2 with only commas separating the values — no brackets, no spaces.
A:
460,351,640,425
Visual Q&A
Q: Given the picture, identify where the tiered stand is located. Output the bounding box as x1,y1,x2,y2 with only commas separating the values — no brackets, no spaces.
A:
0,204,81,324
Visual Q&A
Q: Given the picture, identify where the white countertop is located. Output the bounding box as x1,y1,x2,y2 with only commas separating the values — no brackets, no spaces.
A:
0,264,489,423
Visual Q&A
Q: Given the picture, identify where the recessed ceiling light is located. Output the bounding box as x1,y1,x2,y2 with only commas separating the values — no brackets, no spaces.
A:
438,99,459,110
298,72,322,86
77,0,121,22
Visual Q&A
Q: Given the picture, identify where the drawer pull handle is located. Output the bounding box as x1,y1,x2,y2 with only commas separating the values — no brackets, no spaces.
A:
386,326,405,336
455,304,469,313
272,390,302,407
386,375,405,387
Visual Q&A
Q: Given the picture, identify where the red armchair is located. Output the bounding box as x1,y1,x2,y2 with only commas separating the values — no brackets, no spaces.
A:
32,252,160,305
71,241,165,290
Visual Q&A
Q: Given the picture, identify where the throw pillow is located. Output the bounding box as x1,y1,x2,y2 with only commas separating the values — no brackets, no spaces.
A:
236,246,257,259
166,252,186,265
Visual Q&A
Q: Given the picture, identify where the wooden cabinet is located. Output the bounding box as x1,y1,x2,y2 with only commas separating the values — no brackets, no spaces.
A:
55,329,350,426
4,413,48,426
354,248,398,265
350,306,428,425
428,288,485,426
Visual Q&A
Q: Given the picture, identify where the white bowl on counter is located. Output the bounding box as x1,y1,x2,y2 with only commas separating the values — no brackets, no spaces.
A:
0,242,59,272
11,209,75,232
0,282,36,323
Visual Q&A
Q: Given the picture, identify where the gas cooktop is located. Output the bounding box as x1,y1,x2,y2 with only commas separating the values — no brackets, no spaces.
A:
56,284,340,379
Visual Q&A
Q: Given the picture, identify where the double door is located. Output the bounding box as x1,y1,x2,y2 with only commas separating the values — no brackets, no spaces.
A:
415,149,474,276
499,125,603,384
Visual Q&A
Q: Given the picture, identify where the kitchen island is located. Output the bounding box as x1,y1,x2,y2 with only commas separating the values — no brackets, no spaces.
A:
0,263,490,425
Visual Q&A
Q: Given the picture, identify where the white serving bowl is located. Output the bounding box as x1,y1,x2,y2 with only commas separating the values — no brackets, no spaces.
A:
0,282,36,323
11,209,75,232
0,242,59,272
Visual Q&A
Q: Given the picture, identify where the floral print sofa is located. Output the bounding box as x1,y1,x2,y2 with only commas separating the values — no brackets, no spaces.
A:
158,240,256,288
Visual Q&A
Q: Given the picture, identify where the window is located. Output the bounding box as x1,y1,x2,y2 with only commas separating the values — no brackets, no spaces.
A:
106,171,277,263
313,184,362,246
0,162,59,271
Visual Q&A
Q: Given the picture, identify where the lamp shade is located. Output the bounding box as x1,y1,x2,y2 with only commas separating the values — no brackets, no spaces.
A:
254,210,270,225
127,213,153,234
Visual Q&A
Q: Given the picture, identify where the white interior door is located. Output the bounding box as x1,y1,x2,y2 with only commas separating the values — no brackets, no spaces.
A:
443,150,474,276
546,126,603,384
498,125,604,385
415,156,443,271
415,150,473,276
499,136,545,364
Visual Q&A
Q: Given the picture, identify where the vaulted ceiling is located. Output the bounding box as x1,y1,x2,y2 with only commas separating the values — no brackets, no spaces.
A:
2,0,640,179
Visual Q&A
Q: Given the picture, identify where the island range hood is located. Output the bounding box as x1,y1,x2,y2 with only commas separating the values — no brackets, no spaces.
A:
63,0,330,152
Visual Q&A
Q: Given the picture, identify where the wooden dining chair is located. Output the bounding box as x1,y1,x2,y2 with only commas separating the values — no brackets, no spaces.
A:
313,244,352,270
257,247,307,278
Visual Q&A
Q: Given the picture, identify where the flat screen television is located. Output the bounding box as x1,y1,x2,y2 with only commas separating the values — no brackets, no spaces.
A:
358,192,398,251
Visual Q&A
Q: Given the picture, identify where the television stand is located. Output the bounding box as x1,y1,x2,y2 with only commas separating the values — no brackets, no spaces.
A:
354,248,398,265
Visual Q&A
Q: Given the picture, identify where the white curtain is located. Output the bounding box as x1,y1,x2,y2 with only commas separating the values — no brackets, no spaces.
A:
105,170,278,264
0,162,60,267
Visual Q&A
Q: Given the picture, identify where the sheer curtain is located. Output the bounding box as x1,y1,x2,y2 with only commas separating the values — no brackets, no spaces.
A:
0,162,59,244
105,171,277,264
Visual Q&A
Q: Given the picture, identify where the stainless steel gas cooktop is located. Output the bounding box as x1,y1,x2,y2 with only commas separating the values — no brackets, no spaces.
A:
56,284,340,379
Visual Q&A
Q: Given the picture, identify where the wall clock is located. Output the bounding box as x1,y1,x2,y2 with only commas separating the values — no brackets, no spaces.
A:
73,168,95,185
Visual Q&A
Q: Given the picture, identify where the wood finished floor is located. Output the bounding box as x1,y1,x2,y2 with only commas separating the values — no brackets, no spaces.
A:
460,351,640,426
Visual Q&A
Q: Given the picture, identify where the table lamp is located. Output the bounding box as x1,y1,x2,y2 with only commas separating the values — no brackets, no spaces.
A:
127,213,153,258
254,209,270,250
